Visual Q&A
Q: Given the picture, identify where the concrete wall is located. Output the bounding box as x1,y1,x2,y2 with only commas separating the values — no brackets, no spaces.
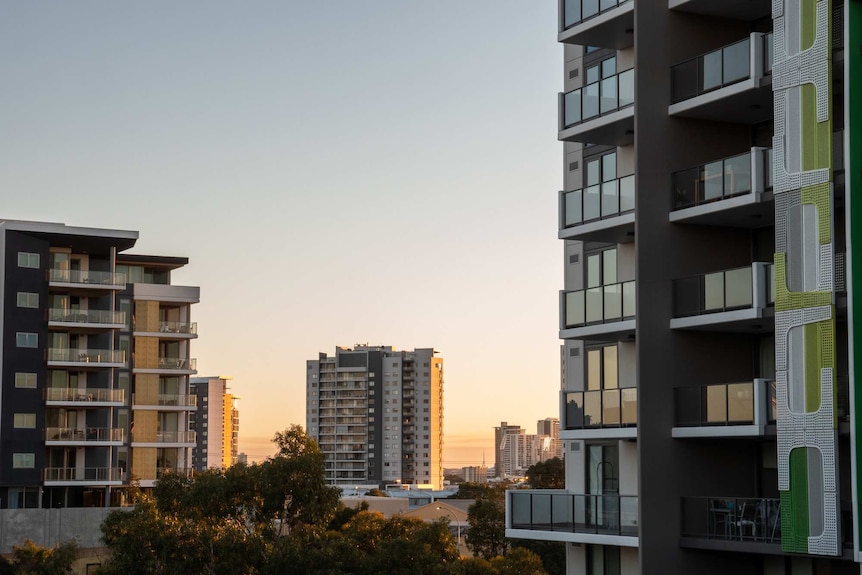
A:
0,507,121,554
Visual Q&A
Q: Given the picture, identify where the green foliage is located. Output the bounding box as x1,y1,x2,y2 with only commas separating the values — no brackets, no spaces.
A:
364,487,388,497
511,540,565,575
525,458,564,489
489,547,547,575
465,498,508,560
7,540,77,575
449,482,506,502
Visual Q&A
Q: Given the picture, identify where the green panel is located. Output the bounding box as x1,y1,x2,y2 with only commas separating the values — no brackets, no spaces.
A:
802,0,818,50
801,83,833,172
783,448,812,552
805,322,822,412
800,183,832,244
774,253,834,311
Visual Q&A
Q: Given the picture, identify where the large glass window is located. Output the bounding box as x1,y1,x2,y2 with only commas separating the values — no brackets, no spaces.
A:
588,545,621,575
586,248,617,287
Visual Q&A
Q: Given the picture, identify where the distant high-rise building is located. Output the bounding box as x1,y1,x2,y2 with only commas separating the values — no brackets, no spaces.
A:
536,417,562,460
494,422,523,478
461,465,488,484
236,452,248,465
189,376,239,471
306,345,444,489
0,219,200,508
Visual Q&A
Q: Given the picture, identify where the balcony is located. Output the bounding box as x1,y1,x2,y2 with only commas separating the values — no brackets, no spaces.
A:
45,426,125,445
563,388,637,439
134,357,197,375
43,467,125,485
507,490,638,545
673,379,775,438
670,148,774,226
45,387,125,406
560,281,636,340
668,0,771,21
669,33,772,124
132,393,198,411
558,0,634,49
134,320,198,339
671,263,773,332
47,348,126,368
156,467,194,479
680,497,852,553
560,175,635,243
48,269,126,292
559,69,634,146
132,430,196,447
48,308,126,330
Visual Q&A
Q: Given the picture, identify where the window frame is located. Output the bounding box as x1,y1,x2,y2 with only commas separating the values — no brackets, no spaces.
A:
17,252,40,269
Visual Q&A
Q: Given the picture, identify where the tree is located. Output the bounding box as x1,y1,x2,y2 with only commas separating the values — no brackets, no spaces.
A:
364,487,388,497
525,458,564,489
511,540,565,575
489,547,548,575
465,498,508,560
8,540,77,575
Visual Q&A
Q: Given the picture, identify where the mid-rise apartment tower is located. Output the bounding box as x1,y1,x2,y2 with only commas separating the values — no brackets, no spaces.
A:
306,345,444,489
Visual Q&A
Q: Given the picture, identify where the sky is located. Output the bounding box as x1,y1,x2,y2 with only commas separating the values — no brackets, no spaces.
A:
0,1,563,467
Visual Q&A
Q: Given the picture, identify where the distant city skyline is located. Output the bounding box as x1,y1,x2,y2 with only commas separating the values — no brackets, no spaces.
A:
0,1,562,466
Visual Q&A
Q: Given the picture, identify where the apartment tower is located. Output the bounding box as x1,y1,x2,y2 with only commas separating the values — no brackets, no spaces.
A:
506,1,862,574
0,219,199,508
189,376,240,471
306,345,444,489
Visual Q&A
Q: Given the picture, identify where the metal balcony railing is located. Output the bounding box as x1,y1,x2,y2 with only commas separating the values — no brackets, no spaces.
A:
672,149,772,210
671,36,755,103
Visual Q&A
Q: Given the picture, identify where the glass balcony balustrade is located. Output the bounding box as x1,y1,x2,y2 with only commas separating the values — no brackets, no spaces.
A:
563,0,632,29
48,269,126,286
564,175,635,227
43,467,124,482
48,348,126,364
672,265,774,318
156,357,197,370
674,381,776,427
45,427,124,442
564,281,636,328
509,491,638,537
564,388,637,429
45,387,124,403
671,37,753,103
48,308,126,325
563,69,634,128
672,151,770,210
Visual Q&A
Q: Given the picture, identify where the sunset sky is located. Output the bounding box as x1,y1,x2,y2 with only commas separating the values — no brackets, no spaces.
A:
0,1,563,467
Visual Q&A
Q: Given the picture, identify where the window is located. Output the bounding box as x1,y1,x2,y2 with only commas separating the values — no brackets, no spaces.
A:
16,333,38,348
17,252,39,268
586,247,617,288
14,414,36,429
15,373,37,389
587,545,620,575
586,345,618,391
13,453,35,468
16,292,39,308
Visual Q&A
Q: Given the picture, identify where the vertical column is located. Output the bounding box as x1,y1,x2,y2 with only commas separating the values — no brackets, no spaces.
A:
772,0,838,556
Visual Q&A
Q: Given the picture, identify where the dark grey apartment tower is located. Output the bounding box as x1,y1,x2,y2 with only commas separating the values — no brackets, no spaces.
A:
506,1,862,574
0,220,199,509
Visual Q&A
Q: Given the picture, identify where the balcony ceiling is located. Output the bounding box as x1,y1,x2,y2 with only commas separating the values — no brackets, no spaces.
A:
670,80,774,124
